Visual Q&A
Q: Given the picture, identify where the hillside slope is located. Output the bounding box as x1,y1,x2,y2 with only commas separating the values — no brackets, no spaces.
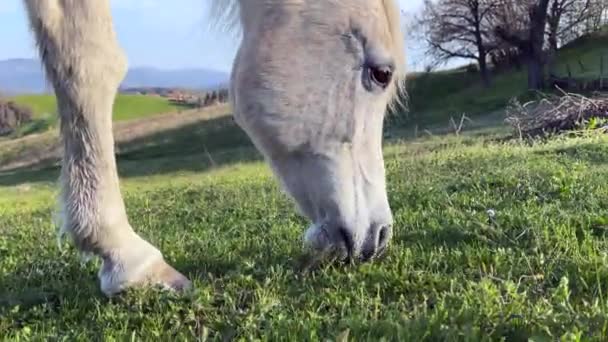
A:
402,29,608,128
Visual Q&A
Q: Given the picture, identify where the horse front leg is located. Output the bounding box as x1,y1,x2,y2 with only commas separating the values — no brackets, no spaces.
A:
23,0,191,296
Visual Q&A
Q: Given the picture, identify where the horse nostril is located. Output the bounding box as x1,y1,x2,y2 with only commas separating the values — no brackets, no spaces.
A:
337,226,355,260
377,225,392,252
361,248,375,262
359,224,392,262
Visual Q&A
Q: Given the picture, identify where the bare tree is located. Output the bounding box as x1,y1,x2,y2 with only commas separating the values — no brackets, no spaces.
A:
585,0,608,32
487,1,529,71
544,0,593,74
418,0,499,87
495,0,552,89
403,9,438,72
547,0,592,50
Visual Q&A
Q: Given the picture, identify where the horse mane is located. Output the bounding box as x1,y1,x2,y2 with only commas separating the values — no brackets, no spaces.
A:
381,0,408,112
208,0,241,35
208,0,407,110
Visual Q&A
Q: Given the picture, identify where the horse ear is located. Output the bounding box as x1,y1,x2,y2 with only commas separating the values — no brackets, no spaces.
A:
207,0,241,37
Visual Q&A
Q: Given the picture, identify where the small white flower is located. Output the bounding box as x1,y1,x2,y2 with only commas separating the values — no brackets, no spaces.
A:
486,209,496,218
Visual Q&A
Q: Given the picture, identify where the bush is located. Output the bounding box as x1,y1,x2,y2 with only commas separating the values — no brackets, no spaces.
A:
0,100,33,136
465,63,479,74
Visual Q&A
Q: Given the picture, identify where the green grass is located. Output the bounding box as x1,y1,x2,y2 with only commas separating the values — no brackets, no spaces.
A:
2,110,608,339
11,94,186,121
10,94,58,118
7,94,188,137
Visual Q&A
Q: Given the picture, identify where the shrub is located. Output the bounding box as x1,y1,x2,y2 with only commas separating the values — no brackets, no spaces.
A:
0,100,33,136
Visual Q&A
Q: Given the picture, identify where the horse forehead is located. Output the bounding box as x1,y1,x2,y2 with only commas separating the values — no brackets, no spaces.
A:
252,0,394,50
236,0,401,89
255,0,389,26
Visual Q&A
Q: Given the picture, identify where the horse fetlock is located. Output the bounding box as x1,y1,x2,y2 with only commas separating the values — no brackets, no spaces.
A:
98,232,191,296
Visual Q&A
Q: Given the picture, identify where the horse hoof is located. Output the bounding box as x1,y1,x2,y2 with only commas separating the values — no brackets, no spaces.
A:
147,258,193,293
99,245,192,297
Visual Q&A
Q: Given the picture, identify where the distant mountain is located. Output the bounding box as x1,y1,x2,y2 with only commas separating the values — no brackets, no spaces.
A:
0,58,230,95
0,58,49,95
122,66,229,91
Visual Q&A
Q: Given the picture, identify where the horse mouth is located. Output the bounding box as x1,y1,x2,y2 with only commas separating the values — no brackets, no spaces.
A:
295,239,389,274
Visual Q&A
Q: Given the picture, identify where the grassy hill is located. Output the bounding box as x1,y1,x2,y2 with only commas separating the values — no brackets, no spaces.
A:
5,94,188,137
401,28,608,129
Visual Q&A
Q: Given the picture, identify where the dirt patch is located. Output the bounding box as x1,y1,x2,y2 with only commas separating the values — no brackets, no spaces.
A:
0,104,232,172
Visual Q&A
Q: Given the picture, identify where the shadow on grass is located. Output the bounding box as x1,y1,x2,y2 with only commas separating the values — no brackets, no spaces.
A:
385,108,510,144
0,108,513,188
0,115,263,187
0,236,296,317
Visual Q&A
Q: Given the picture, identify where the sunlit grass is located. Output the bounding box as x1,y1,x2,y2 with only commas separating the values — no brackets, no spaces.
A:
2,127,608,340
7,94,188,137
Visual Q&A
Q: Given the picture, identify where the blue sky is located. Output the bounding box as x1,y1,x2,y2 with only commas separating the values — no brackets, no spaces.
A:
1,0,426,72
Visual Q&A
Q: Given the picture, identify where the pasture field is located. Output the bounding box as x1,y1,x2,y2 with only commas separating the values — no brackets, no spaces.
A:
6,94,188,137
2,109,608,340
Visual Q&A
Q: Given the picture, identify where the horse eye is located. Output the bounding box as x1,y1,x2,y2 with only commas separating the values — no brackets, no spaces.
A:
369,65,393,89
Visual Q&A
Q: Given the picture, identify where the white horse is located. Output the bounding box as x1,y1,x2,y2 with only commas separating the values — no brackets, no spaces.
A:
22,0,406,296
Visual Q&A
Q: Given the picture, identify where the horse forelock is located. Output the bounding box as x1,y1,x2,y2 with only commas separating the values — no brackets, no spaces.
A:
381,0,407,112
